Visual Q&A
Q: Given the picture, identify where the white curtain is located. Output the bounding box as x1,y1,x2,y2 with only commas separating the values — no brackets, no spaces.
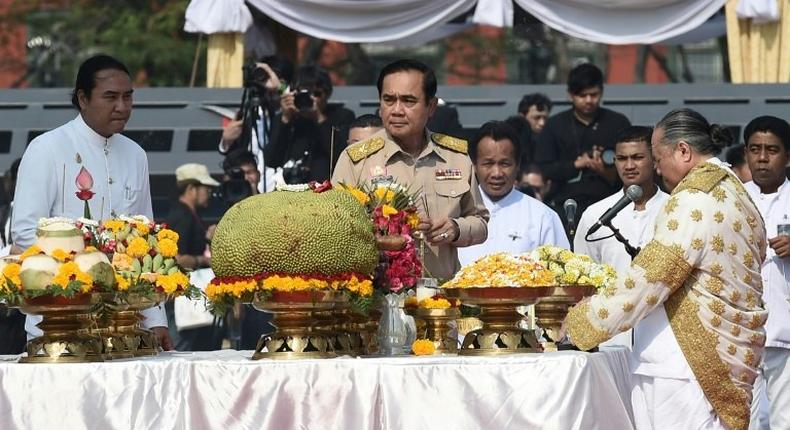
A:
184,0,729,45
513,0,727,44
184,0,253,34
244,0,477,43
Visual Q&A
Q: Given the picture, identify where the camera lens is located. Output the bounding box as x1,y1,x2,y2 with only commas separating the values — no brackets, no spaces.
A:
294,89,313,111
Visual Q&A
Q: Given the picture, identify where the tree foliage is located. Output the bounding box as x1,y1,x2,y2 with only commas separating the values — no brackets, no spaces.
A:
5,0,203,87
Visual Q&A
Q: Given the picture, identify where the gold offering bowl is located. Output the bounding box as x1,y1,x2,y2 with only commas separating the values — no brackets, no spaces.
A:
445,287,551,356
534,285,596,351
96,292,167,359
414,307,461,354
251,290,343,360
17,294,104,363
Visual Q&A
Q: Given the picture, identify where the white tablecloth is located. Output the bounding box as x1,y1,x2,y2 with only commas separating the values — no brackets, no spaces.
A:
0,348,634,430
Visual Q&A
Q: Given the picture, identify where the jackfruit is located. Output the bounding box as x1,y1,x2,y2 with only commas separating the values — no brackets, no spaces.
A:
211,189,378,278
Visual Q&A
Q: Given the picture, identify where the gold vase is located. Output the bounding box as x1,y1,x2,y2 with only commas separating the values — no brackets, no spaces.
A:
96,292,166,359
17,294,104,363
534,285,596,351
445,287,551,356
414,307,461,354
251,290,341,360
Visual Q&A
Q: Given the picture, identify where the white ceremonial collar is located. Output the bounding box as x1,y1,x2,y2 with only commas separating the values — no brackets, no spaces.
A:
73,114,113,148
702,156,737,177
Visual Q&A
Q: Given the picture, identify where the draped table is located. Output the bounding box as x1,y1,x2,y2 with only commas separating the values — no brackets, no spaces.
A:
0,348,634,430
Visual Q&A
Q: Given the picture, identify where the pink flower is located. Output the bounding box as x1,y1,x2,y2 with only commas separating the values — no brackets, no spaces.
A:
75,166,94,191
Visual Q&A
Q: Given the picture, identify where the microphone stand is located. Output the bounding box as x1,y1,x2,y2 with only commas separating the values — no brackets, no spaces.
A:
602,219,641,260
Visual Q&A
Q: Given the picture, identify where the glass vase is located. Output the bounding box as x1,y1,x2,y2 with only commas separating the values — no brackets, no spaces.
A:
377,293,413,356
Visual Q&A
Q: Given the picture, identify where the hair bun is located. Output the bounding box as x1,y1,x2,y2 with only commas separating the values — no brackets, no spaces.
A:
709,124,730,152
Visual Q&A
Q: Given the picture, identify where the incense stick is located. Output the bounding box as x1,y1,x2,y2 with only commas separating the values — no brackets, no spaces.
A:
61,164,66,214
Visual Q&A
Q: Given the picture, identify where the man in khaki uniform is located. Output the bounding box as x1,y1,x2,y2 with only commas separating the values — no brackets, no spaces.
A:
332,59,488,280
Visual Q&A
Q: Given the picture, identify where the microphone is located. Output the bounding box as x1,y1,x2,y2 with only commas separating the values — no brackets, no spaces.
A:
586,185,643,236
563,199,578,237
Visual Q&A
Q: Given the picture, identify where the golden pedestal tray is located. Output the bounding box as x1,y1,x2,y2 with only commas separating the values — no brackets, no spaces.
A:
414,307,461,354
445,287,551,356
534,285,596,351
251,290,341,360
18,294,104,363
97,292,166,359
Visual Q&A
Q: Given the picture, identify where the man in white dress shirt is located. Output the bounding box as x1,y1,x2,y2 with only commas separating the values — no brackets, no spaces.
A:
574,126,669,348
459,121,568,266
743,115,790,430
12,54,172,349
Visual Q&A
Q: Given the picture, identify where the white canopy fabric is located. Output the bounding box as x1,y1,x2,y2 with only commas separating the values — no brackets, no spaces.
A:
183,0,770,45
184,0,253,34
512,0,727,45
242,0,477,43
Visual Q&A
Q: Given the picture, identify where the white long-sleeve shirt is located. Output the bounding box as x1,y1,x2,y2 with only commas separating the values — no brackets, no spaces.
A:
12,114,167,335
745,178,790,349
458,187,569,266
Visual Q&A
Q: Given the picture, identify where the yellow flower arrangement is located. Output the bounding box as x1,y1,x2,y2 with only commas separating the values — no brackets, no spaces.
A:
133,222,150,235
406,213,420,229
156,228,179,243
102,219,125,232
50,248,73,262
412,339,436,356
419,297,452,309
206,274,374,305
52,262,93,292
126,237,150,258
158,238,178,258
442,252,556,289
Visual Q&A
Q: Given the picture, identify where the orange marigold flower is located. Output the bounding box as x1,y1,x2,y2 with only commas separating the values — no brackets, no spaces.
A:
126,237,150,258
412,339,436,356
156,229,179,242
157,238,178,258
19,245,43,261
381,204,398,218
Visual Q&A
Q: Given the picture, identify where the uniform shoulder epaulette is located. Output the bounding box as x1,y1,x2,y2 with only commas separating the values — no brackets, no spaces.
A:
346,136,385,163
672,162,728,195
431,132,468,154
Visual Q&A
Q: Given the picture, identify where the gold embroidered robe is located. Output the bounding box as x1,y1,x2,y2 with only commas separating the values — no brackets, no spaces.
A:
565,161,768,430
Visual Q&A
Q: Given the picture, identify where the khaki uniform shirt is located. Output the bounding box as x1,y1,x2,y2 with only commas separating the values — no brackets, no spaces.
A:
331,128,489,280
566,160,767,430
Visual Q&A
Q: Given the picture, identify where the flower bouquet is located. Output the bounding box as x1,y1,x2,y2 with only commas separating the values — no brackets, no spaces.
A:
0,217,118,362
529,245,616,291
79,215,198,357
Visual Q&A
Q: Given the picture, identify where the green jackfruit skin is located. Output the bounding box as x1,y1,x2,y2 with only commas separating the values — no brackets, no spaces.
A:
211,189,378,278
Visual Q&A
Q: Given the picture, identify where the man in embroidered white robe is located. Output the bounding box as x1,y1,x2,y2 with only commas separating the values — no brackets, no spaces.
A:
12,55,171,348
565,109,767,430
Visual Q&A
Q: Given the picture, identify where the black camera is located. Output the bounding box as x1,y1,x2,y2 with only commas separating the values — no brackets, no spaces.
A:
282,156,310,184
587,148,616,166
217,167,253,207
293,89,313,112
243,62,268,88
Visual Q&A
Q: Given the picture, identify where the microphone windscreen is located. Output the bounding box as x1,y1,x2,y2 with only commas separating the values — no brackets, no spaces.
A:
625,184,643,201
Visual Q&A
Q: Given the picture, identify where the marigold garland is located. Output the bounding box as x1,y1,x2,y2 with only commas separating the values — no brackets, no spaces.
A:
419,296,453,309
412,339,436,356
51,262,93,292
50,248,73,262
206,272,374,302
19,245,42,261
156,228,179,242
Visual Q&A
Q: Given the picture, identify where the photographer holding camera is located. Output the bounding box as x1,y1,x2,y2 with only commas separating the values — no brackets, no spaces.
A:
534,63,630,218
265,65,355,184
220,56,294,193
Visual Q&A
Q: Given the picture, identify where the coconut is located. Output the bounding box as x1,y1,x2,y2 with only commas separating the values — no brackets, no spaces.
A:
35,218,85,255
74,252,115,289
19,255,60,290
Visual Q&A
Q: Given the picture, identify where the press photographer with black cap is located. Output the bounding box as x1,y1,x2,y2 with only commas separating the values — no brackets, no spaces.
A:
265,65,355,184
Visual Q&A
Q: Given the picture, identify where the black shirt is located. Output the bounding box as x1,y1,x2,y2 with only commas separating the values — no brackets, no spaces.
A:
166,201,207,257
535,107,631,211
265,104,355,183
